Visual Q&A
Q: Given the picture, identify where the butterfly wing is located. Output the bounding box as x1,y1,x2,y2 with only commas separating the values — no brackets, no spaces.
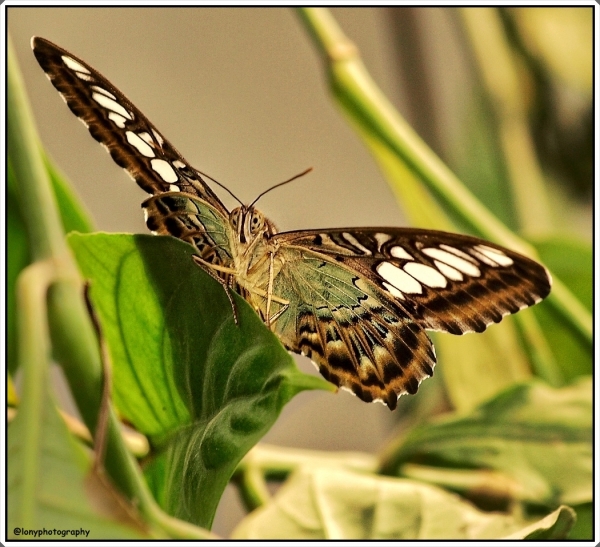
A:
32,36,234,266
269,228,551,409
32,37,228,214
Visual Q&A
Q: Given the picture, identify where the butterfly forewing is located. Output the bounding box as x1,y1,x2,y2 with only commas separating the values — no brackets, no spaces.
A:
143,193,233,266
276,228,551,335
33,37,552,411
31,37,227,215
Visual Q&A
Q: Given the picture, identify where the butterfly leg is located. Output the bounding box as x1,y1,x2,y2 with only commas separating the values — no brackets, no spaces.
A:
265,252,275,327
263,252,291,327
192,255,240,324
266,303,289,327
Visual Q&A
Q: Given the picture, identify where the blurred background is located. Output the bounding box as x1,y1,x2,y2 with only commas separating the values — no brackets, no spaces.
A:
8,7,593,536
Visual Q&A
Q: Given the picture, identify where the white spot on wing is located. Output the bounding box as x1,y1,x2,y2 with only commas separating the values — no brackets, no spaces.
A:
151,159,178,183
439,244,477,263
61,55,90,74
342,232,372,255
390,246,413,260
423,248,481,277
434,260,463,281
90,86,116,100
474,245,514,267
173,160,186,169
92,92,132,120
75,72,93,82
126,131,155,158
123,168,136,182
377,262,422,294
108,112,127,128
340,385,358,398
169,184,181,192
382,281,405,299
374,232,392,251
470,249,499,267
138,132,154,145
403,262,447,288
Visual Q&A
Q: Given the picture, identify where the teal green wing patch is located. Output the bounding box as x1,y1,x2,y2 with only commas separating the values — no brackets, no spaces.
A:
142,192,233,266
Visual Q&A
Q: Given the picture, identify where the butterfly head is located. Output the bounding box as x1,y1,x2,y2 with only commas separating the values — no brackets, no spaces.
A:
230,206,278,245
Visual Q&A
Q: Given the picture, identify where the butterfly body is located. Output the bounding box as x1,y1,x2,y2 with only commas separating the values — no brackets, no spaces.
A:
32,37,552,410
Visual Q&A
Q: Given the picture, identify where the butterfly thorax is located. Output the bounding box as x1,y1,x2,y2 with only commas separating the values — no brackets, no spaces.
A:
228,206,283,308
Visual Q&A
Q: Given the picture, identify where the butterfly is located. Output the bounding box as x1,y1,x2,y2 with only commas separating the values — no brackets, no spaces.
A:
32,37,552,410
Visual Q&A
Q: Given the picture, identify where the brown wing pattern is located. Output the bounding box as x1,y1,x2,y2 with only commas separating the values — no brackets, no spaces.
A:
32,37,228,215
266,246,435,410
276,227,551,335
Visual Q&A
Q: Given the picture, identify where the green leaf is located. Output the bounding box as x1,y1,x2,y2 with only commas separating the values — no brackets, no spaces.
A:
432,319,532,412
231,467,574,539
8,384,146,539
533,236,591,311
566,502,593,540
67,232,332,529
381,378,592,507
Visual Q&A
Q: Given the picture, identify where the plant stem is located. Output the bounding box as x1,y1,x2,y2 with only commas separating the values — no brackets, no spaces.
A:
13,260,56,527
459,7,552,236
8,36,66,261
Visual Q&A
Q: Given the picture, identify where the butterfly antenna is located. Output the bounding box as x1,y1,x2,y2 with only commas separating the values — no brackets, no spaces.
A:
249,167,313,209
194,169,244,207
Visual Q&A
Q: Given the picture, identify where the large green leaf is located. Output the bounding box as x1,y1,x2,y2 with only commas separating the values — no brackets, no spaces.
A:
231,467,575,539
67,232,332,529
381,378,592,507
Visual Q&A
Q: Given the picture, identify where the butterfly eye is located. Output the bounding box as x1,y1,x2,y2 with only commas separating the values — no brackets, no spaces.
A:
229,209,242,230
249,212,263,234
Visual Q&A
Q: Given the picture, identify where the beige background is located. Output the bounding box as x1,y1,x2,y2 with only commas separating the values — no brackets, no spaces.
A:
7,6,535,536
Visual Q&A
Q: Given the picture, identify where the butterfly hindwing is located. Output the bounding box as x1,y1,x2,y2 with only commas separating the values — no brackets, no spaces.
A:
31,37,228,215
269,246,436,409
